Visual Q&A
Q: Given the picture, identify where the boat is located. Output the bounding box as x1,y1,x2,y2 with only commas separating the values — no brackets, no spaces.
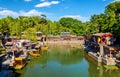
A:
14,57,27,70
88,52,102,62
84,33,117,65
29,49,40,57
41,46,48,51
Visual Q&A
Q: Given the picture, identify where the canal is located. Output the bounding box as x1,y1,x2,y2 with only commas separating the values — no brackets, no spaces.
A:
16,45,120,77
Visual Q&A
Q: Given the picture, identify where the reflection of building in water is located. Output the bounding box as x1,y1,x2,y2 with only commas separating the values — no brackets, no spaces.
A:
85,54,103,77
88,60,104,77
85,53,120,77
97,62,103,77
47,46,84,65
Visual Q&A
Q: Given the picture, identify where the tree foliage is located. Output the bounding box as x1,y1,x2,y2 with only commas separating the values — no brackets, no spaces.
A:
24,28,37,43
0,1,120,43
59,17,85,35
105,1,120,16
88,1,120,43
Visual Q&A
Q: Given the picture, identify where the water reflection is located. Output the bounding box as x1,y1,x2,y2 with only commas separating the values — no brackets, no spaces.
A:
16,45,120,77
16,45,85,77
85,54,120,77
47,46,84,65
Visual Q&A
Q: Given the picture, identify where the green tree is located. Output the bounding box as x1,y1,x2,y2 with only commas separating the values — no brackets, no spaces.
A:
105,1,120,16
24,28,37,43
59,17,84,35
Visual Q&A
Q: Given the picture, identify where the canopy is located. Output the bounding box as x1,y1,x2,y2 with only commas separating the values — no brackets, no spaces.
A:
93,33,112,37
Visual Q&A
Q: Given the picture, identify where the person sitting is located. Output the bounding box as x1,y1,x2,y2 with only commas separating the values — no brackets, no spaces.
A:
7,48,13,59
14,50,19,57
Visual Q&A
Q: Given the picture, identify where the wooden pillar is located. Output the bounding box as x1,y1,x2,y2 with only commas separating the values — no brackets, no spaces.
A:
100,44,104,57
21,59,23,66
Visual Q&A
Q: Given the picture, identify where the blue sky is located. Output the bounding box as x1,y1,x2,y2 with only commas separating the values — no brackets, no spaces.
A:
0,0,118,22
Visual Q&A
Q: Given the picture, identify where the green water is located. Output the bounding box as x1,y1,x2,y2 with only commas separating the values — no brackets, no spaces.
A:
16,45,120,77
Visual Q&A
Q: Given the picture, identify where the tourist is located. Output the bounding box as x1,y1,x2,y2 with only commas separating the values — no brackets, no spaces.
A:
97,37,101,43
101,37,106,45
106,36,111,45
7,48,13,59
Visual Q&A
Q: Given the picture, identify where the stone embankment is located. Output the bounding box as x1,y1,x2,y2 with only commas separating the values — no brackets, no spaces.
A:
46,40,84,46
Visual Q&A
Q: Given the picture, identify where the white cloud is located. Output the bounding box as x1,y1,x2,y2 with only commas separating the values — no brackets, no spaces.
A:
24,0,32,2
35,1,60,8
20,9,43,16
0,10,18,17
0,9,44,17
51,1,59,4
60,15,90,22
